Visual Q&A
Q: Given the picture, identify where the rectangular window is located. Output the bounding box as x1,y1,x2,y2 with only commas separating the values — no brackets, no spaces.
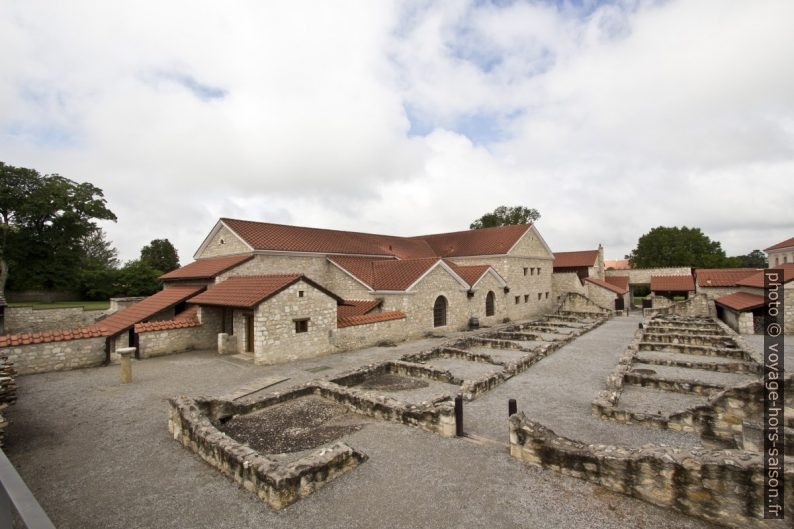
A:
523,267,528,276
545,292,549,299
298,290,305,298
514,296,520,304
531,268,535,276
294,319,309,333
785,256,789,263
537,293,542,300
523,294,529,303
537,267,541,275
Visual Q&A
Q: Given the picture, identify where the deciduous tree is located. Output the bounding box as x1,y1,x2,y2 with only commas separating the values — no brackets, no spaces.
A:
470,206,541,229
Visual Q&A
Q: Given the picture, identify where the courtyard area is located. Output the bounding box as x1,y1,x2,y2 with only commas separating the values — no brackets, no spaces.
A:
3,316,724,529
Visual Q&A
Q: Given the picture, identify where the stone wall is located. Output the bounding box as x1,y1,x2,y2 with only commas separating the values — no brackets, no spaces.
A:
551,272,586,299
558,292,611,314
196,224,251,258
331,317,408,351
107,297,145,314
137,311,219,359
585,282,620,311
509,413,793,529
768,247,794,267
605,266,692,285
695,285,739,300
3,336,106,375
5,306,106,335
720,307,755,334
643,293,710,318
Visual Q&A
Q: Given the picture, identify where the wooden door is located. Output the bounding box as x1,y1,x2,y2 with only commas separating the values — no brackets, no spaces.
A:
245,315,254,353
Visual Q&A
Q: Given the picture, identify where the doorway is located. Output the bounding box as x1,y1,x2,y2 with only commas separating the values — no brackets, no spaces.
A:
245,315,254,353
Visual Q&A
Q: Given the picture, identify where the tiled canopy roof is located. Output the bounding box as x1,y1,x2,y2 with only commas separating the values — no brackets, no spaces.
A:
160,254,253,280
553,250,599,268
735,264,794,288
188,274,343,308
715,292,765,312
337,311,406,329
411,224,532,258
765,237,794,252
650,275,695,292
605,276,629,291
98,285,205,336
585,277,628,295
219,218,531,259
695,268,758,287
337,300,382,319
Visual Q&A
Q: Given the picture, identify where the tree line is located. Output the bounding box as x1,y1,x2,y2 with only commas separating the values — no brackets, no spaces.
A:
0,161,180,300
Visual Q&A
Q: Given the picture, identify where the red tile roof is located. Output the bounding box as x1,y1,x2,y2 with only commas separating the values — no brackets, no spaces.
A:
329,257,442,291
604,259,630,270
695,268,758,287
337,310,406,329
135,317,201,333
411,224,532,257
160,254,253,280
553,250,600,268
585,277,627,295
650,275,695,292
337,300,382,318
0,326,105,347
443,261,493,287
98,285,205,336
715,292,765,312
222,218,436,259
188,274,343,308
765,237,794,252
604,276,629,291
735,264,794,288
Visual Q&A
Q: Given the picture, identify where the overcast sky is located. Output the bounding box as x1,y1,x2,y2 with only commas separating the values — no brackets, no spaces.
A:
2,0,792,263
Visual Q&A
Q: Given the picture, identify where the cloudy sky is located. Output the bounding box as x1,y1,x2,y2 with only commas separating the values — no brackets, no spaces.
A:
2,0,792,263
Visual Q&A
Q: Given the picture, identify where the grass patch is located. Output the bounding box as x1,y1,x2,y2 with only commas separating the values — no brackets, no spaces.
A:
7,301,109,311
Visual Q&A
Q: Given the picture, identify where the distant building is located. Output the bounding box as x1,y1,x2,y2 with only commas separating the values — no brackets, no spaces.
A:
765,236,794,267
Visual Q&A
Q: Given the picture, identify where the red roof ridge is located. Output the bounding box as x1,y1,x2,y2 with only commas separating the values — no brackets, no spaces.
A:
0,325,106,347
764,236,794,252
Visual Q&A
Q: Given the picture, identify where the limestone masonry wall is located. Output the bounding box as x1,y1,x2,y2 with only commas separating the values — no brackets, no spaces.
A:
197,224,250,258
5,306,106,335
551,272,586,299
3,336,106,375
605,266,691,285
643,294,710,318
331,317,407,350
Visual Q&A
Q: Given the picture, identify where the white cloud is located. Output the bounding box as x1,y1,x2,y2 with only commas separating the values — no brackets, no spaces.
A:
1,0,792,265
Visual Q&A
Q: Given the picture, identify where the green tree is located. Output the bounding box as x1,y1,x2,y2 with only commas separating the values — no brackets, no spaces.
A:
725,249,767,268
627,226,727,268
140,239,179,273
81,228,119,269
0,162,116,294
470,206,541,229
114,260,161,297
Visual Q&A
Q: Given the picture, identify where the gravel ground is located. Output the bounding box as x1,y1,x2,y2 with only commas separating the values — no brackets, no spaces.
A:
629,362,759,386
352,374,458,404
617,386,708,417
423,357,502,380
635,350,756,368
3,324,720,529
463,314,703,447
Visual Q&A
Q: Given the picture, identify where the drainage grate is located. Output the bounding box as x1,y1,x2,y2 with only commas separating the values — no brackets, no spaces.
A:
304,365,332,373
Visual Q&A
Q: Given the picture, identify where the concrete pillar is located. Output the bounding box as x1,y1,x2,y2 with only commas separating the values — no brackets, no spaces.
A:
118,346,135,383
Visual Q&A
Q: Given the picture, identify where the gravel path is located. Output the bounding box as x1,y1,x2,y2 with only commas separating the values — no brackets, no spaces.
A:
3,340,717,529
463,314,702,447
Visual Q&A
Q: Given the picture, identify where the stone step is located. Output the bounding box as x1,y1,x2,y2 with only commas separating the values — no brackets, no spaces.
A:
642,332,739,348
637,341,748,360
634,351,761,375
644,323,722,333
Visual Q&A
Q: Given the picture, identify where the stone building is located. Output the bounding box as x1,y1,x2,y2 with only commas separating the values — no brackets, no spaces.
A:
583,277,630,311
715,264,794,334
765,236,794,267
694,268,758,300
649,274,695,299
552,246,605,281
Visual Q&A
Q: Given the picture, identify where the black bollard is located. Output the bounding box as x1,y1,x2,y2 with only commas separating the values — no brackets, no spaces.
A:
638,322,643,329
455,395,464,437
508,398,517,416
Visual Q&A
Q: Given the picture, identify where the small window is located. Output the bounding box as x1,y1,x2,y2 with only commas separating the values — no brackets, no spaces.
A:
523,267,528,276
545,292,549,299
524,294,529,303
433,296,447,327
537,293,542,300
514,296,520,304
537,267,541,275
485,291,495,317
294,319,309,333
219,238,225,245
531,268,535,276
298,290,305,298
786,256,789,263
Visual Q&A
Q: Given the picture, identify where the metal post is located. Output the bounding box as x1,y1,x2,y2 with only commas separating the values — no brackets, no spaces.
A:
508,399,517,416
454,396,463,437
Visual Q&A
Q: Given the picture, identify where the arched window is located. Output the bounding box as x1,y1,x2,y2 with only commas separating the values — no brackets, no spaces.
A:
485,291,495,317
433,296,447,327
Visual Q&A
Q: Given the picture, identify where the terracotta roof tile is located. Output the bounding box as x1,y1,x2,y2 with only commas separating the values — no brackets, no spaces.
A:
695,268,758,287
135,317,201,333
765,237,794,252
160,254,253,280
411,224,532,257
553,250,600,268
444,261,492,287
715,292,765,312
735,264,794,288
188,274,343,308
604,259,630,270
0,326,105,348
337,311,406,328
337,300,382,319
604,276,629,291
329,257,442,291
650,275,695,292
98,285,205,336
585,277,628,295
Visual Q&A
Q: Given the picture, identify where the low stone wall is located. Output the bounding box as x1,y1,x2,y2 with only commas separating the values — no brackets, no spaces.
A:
137,324,217,358
3,336,106,375
551,272,586,298
330,317,408,351
605,266,692,285
509,413,793,529
720,307,755,335
168,390,367,510
558,292,611,314
643,293,710,318
107,297,145,314
5,306,107,335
